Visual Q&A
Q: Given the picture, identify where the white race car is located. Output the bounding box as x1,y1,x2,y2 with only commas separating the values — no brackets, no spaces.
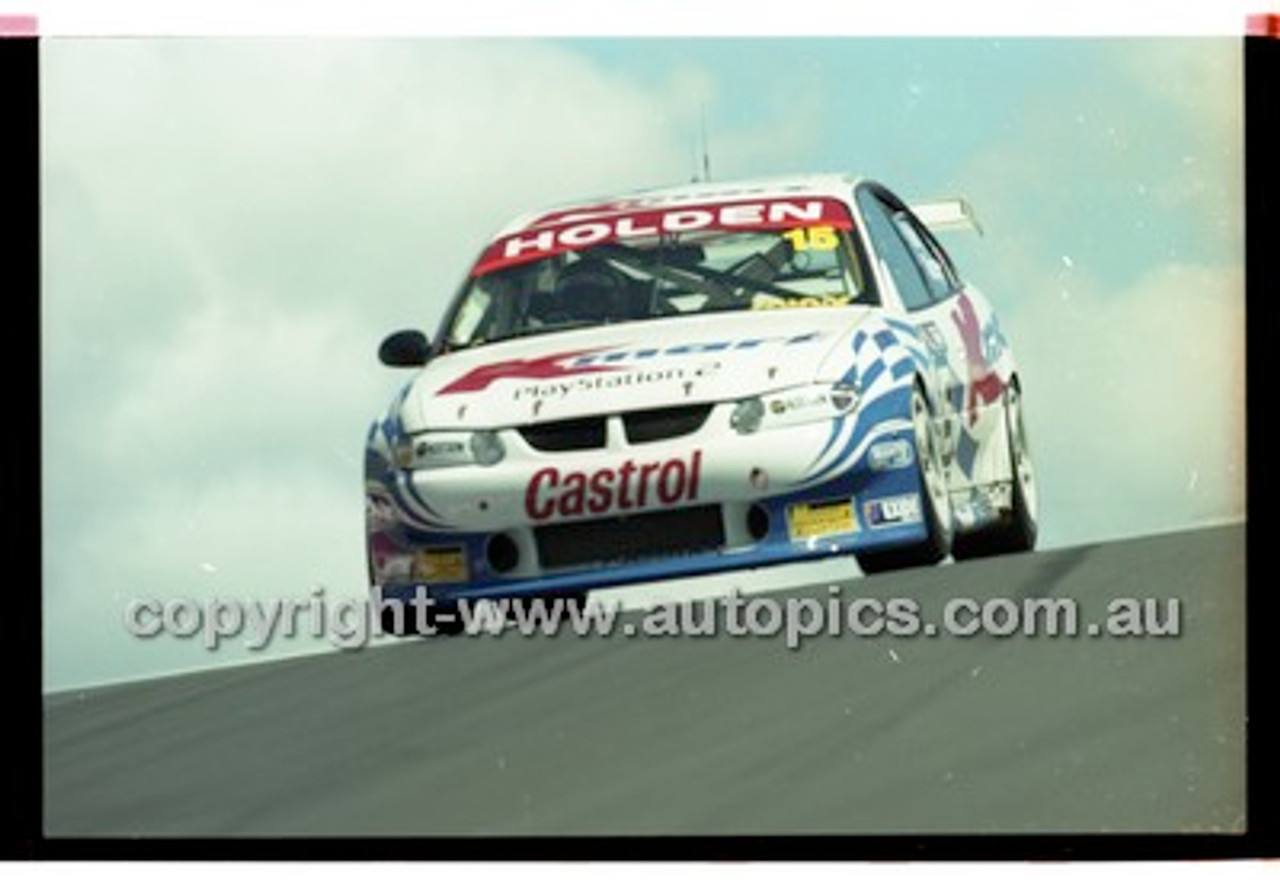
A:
366,173,1037,632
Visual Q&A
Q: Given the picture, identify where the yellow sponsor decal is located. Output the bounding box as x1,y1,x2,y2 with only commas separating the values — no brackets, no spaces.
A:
412,546,469,583
786,500,859,540
752,294,853,310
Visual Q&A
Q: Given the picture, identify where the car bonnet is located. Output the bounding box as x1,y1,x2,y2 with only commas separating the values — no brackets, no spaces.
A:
398,307,874,431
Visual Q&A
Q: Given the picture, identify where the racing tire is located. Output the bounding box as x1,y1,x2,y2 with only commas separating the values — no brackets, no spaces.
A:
506,592,588,635
951,382,1038,560
855,384,953,574
509,591,588,616
378,599,467,637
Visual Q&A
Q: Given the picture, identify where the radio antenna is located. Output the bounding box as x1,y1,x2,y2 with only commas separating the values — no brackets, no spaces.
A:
699,104,712,182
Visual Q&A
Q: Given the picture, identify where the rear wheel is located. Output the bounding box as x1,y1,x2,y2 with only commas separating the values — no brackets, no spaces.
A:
952,382,1038,559
856,384,953,574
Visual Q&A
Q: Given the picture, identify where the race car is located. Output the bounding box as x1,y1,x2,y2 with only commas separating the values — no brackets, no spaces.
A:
365,173,1038,632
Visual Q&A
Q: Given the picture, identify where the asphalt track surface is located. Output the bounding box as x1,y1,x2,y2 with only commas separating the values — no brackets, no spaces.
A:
44,524,1245,836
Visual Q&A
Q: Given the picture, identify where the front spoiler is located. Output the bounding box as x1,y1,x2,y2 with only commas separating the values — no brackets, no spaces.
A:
373,469,933,607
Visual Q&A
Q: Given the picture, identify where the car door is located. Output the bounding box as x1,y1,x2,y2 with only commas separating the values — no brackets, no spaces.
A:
853,186,964,463
866,187,1012,488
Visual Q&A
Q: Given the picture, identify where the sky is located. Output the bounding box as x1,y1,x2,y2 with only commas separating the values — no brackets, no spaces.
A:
40,29,1247,690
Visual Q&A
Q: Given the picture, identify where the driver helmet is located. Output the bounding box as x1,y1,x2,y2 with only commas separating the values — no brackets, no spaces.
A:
553,258,632,323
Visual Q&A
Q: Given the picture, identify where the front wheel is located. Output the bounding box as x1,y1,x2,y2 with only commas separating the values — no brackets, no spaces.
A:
856,384,953,574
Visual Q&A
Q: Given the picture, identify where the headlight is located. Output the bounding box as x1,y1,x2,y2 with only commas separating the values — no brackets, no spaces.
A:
733,383,860,434
469,430,506,466
394,431,503,469
829,383,858,412
730,397,765,434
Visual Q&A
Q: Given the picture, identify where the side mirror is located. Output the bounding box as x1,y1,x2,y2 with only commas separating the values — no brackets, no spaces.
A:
378,330,432,368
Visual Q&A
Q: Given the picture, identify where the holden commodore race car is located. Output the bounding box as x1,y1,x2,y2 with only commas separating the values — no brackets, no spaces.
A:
365,173,1037,632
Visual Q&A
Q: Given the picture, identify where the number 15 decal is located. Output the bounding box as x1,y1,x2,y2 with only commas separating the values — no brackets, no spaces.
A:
781,225,839,252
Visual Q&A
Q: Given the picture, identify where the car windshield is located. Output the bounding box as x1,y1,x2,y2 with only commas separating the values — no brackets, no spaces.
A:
442,199,871,350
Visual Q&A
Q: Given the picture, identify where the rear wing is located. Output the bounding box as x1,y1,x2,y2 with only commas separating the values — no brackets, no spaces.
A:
909,198,983,236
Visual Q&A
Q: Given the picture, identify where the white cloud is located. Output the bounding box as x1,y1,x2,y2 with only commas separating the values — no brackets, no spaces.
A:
1004,262,1245,545
99,300,380,476
41,39,717,688
1120,39,1244,137
41,40,699,316
42,295,385,687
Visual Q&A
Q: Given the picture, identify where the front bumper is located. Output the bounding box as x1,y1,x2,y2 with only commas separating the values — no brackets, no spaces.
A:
366,399,932,606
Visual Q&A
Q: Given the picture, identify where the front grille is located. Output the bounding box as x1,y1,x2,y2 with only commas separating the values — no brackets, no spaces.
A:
535,505,725,570
519,416,607,452
520,405,712,452
623,404,713,444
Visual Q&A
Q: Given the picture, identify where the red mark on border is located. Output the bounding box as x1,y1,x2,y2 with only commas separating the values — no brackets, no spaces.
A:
1247,13,1280,37
0,14,37,36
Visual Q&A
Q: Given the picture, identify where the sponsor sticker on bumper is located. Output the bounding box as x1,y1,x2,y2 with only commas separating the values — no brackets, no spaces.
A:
867,438,915,471
863,494,923,528
412,546,469,583
787,500,858,540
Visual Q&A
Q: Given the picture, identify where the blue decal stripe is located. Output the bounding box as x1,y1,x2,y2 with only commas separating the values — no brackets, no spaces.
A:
896,344,928,370
886,318,919,338
380,383,413,442
955,428,978,477
388,484,441,530
403,475,455,530
874,330,896,351
813,416,849,467
798,387,907,487
364,448,392,481
860,358,886,390
381,416,399,443
891,357,917,381
852,331,867,353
